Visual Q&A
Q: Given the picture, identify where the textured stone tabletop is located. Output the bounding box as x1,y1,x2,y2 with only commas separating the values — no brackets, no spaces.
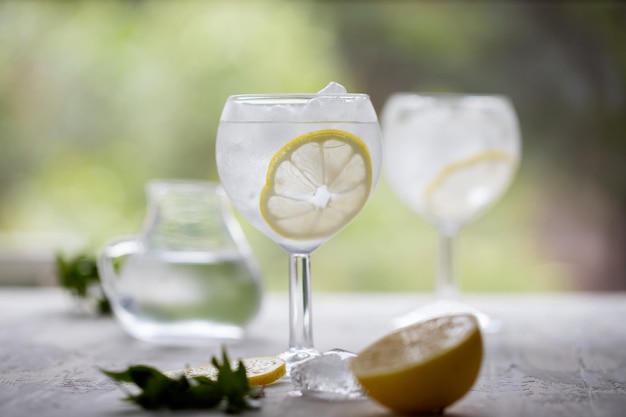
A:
1,288,626,417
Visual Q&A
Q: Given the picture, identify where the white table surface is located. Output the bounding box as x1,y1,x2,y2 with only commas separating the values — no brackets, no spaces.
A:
1,288,626,417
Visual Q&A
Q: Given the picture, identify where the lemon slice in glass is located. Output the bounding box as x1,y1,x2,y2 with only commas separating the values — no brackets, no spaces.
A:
351,314,483,414
423,150,516,222
260,129,372,240
168,356,286,387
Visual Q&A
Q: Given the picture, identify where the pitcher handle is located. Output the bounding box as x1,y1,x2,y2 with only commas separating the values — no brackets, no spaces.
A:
97,236,143,306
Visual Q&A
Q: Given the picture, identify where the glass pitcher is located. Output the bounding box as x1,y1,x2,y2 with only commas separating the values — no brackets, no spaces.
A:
98,180,263,345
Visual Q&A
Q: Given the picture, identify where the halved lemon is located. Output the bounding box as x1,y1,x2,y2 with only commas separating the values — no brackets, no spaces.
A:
168,356,286,387
260,129,372,240
351,314,483,414
424,150,516,222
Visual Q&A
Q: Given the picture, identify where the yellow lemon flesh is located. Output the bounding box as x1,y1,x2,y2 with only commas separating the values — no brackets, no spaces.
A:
351,314,483,414
424,150,516,222
260,129,372,240
168,356,286,387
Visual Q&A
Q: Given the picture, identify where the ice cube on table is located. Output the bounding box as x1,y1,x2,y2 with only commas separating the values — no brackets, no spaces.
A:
290,349,366,401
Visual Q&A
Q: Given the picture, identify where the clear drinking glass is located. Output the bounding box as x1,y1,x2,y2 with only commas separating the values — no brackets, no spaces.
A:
216,84,382,371
382,93,521,331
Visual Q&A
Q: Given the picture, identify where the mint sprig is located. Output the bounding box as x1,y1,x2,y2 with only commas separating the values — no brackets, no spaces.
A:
55,252,111,315
102,349,262,413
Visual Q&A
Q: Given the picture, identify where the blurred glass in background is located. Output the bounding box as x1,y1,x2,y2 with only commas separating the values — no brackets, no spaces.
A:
0,1,624,292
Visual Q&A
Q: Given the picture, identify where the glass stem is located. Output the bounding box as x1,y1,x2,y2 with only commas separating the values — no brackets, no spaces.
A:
436,227,460,300
288,253,314,350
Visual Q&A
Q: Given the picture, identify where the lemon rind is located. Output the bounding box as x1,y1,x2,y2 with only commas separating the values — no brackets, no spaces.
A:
424,150,515,202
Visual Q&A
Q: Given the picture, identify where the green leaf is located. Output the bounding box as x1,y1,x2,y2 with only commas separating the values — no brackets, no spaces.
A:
101,368,134,383
55,252,111,315
101,348,261,413
128,365,171,389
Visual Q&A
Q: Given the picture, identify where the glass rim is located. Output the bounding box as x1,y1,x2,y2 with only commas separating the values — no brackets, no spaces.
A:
387,92,511,101
227,93,371,103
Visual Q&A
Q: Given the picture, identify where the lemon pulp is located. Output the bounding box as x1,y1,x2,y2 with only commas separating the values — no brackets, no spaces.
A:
260,129,372,240
351,314,483,414
424,150,516,222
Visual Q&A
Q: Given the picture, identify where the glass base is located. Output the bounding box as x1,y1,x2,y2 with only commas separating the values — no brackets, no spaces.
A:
278,347,320,376
393,298,503,333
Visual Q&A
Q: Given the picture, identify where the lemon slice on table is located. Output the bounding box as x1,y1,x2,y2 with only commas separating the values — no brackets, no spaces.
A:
260,129,372,240
351,314,483,414
424,150,516,221
168,356,286,387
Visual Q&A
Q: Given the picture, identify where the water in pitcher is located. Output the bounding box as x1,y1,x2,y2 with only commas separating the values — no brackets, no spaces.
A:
113,249,261,344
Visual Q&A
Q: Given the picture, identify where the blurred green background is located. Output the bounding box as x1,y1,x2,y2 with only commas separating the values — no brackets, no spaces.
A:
1,1,624,292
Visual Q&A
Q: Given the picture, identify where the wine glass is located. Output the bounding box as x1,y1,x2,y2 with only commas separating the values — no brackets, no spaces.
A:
216,83,382,371
381,93,521,331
